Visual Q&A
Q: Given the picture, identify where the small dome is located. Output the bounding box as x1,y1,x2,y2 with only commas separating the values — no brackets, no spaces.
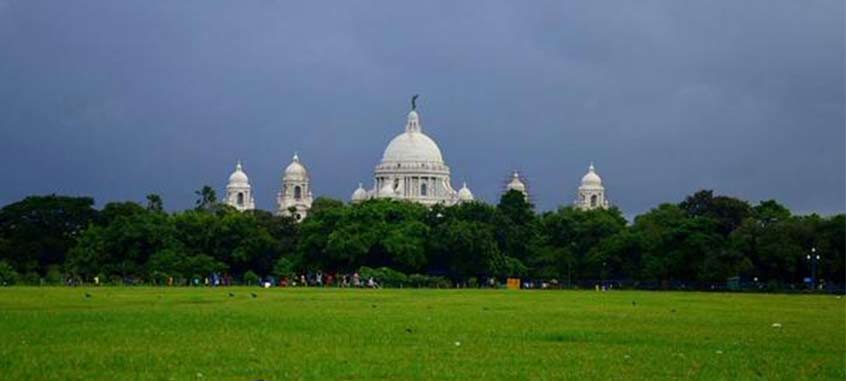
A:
351,183,368,202
458,182,474,202
381,110,444,164
506,171,526,193
285,153,308,178
581,163,603,187
228,161,249,185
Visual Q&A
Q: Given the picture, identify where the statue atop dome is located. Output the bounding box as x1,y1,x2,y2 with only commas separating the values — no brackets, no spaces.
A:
411,94,419,111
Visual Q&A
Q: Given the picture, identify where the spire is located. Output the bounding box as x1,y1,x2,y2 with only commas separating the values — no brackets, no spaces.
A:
236,160,242,171
589,162,595,172
293,152,299,162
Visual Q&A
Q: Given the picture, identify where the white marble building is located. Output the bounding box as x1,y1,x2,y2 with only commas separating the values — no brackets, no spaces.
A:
277,154,313,220
351,103,472,206
224,161,255,211
574,163,610,210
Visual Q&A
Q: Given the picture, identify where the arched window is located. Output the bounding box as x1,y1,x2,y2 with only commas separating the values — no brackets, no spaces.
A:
421,183,428,196
237,192,244,206
294,185,302,200
590,194,598,207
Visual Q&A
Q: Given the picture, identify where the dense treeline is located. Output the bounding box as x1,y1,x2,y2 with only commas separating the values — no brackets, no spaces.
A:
0,188,843,291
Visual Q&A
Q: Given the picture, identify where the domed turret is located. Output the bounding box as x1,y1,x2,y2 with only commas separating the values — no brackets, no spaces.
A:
580,162,602,188
278,153,313,221
575,162,609,210
506,171,527,194
224,161,255,211
228,161,249,185
351,183,368,203
457,182,474,202
285,153,308,179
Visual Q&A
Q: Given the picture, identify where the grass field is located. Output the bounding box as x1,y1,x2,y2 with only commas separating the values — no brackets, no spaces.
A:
0,287,843,380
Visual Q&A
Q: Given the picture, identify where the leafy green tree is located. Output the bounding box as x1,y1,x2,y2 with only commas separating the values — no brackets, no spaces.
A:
194,185,218,211
430,219,502,279
0,260,18,285
67,209,173,280
99,201,146,226
534,206,627,281
146,194,164,212
0,195,98,275
495,190,537,262
680,190,751,235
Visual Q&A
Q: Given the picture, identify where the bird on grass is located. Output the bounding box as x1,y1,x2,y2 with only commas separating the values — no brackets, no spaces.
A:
250,292,257,298
84,292,91,299
405,328,414,334
631,300,637,306
228,292,235,297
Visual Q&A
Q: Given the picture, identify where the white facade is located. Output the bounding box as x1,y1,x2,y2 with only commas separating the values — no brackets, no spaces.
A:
352,106,472,206
277,154,313,221
574,163,609,210
224,161,255,211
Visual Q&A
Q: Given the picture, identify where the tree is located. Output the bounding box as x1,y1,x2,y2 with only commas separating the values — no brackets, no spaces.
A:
99,201,146,226
0,195,98,275
0,260,18,285
67,209,173,281
495,190,537,262
146,194,164,212
680,190,751,236
429,219,502,279
194,186,217,211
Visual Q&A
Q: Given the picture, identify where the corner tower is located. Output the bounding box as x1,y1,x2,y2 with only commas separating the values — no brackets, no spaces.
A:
574,163,609,210
277,154,313,221
224,161,255,211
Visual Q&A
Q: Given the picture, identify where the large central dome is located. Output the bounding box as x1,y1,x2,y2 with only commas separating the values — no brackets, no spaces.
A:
381,110,444,164
350,100,474,206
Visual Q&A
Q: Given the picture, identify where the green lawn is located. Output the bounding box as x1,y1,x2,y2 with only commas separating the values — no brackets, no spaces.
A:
0,287,843,380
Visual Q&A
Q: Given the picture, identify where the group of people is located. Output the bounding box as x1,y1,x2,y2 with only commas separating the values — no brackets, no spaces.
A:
275,272,380,288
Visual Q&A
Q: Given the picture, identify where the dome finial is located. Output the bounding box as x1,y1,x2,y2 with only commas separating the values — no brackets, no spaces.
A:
236,160,242,171
293,152,299,162
589,162,595,172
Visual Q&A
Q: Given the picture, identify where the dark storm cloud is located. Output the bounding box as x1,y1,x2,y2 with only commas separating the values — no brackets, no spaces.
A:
0,0,843,215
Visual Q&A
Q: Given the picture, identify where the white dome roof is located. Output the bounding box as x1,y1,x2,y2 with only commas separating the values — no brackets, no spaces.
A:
458,182,474,201
228,162,249,185
506,171,526,193
285,154,308,178
381,111,444,164
581,163,602,187
351,183,368,202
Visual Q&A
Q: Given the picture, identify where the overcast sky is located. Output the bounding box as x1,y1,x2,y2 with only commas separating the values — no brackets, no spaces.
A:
0,1,843,216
